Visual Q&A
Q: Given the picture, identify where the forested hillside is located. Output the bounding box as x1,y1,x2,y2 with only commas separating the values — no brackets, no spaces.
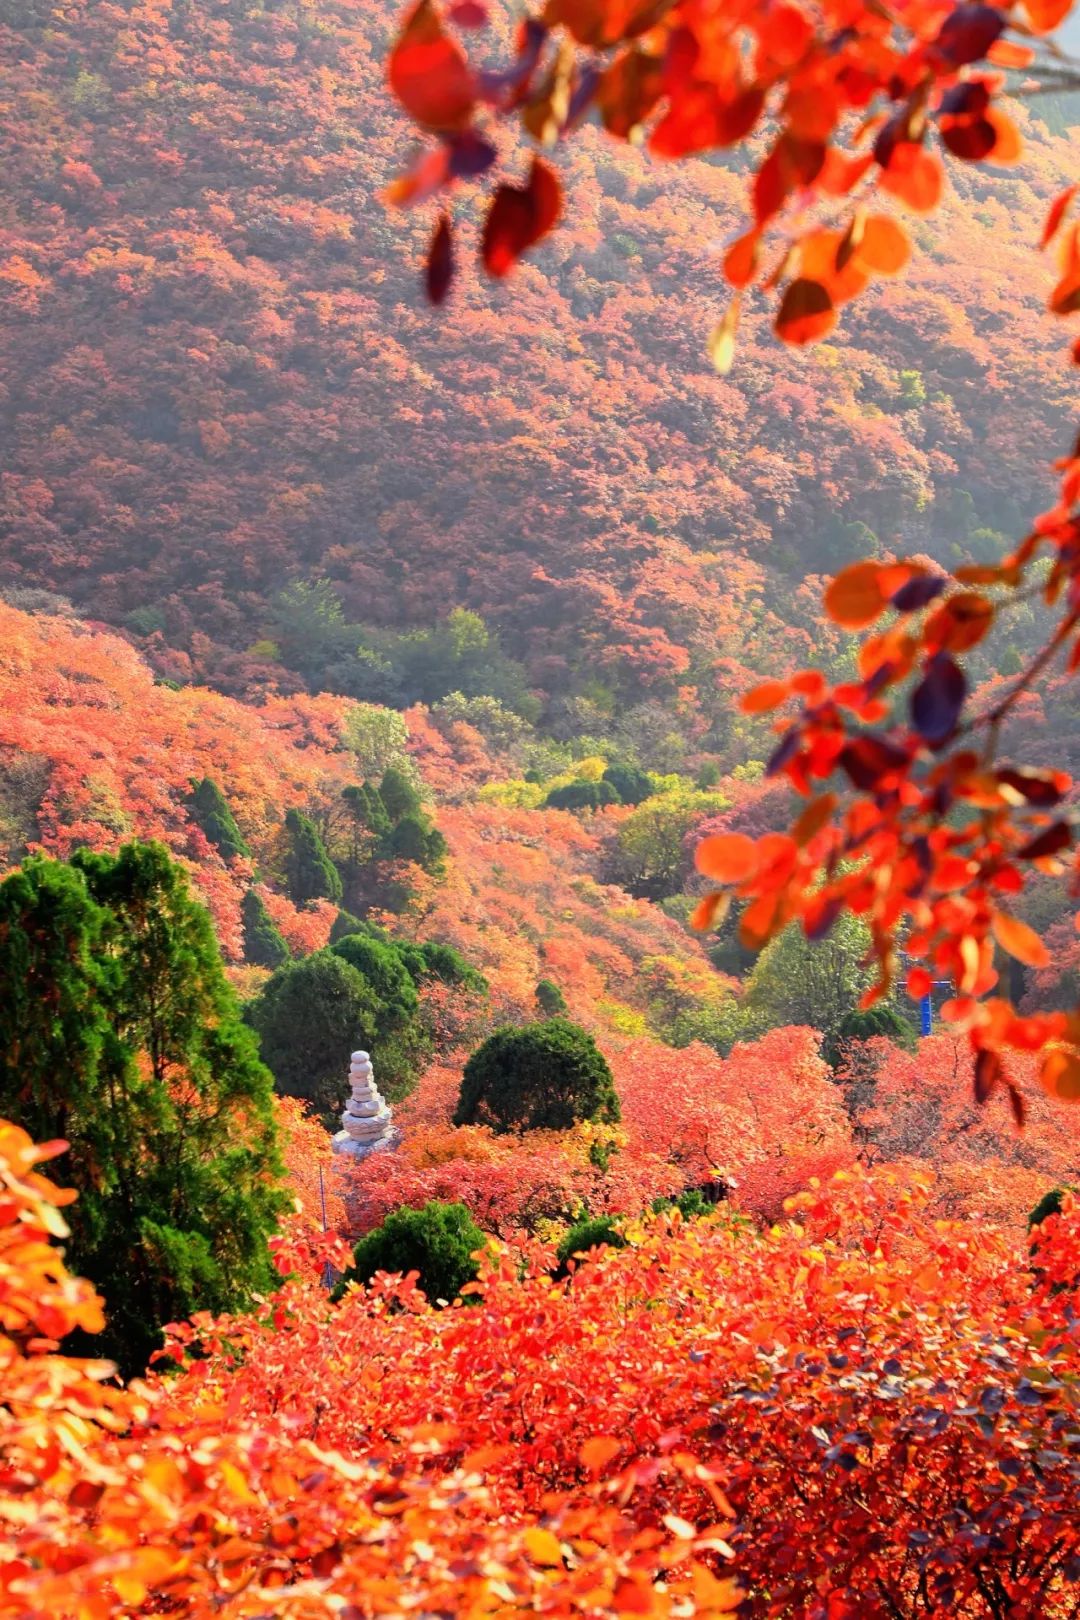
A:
1,0,1077,752
7,0,1080,1611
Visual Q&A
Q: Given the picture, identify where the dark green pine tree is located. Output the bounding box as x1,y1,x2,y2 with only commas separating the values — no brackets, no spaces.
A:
241,888,290,968
0,843,287,1375
386,811,447,872
282,807,343,905
188,777,251,862
378,766,422,825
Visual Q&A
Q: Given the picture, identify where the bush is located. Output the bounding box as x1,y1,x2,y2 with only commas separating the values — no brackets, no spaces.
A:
602,762,652,806
651,1188,715,1221
329,907,369,944
188,777,251,862
1029,1186,1075,1231
335,1201,485,1305
535,978,568,1016
544,779,620,812
331,932,420,1019
454,1018,620,1134
554,1215,626,1278
246,951,382,1120
241,889,289,968
412,940,488,993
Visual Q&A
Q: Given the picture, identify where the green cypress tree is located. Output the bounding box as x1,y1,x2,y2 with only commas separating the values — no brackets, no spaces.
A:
454,1018,620,1134
0,844,286,1374
241,888,290,969
282,807,343,905
246,950,383,1119
361,782,392,839
188,777,251,862
379,766,422,825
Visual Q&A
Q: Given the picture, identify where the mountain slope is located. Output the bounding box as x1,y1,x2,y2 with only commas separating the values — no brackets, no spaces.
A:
0,0,1076,739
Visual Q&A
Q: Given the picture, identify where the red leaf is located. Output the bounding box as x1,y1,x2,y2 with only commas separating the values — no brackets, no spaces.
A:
449,0,489,24
1042,185,1077,250
774,278,835,345
941,117,998,161
973,1047,1002,1103
481,159,562,277
650,84,764,159
1016,820,1072,860
389,0,476,130
695,832,757,883
934,5,1005,67
839,735,910,790
425,213,455,304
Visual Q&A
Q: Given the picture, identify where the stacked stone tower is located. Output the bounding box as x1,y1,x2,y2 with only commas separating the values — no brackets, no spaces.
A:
332,1049,396,1160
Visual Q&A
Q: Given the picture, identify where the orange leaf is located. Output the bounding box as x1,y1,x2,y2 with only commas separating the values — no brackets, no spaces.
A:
991,911,1050,969
695,832,757,883
691,890,731,932
775,277,836,344
881,144,942,213
388,0,476,130
856,214,910,275
723,228,761,288
740,678,790,714
580,1435,622,1472
1042,185,1078,251
523,1527,564,1566
985,107,1022,165
824,561,889,629
612,1577,657,1614
690,1563,743,1612
987,37,1034,65
1025,0,1073,32
1040,1048,1080,1099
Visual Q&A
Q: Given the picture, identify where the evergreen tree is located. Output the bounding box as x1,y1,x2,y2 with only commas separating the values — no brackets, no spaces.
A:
379,766,422,825
535,978,568,1016
282,807,343,905
246,950,383,1119
329,906,369,944
188,777,250,862
331,933,419,1019
602,762,653,806
455,1018,620,1134
360,782,392,839
241,888,289,969
0,844,286,1374
386,811,447,872
334,1200,486,1306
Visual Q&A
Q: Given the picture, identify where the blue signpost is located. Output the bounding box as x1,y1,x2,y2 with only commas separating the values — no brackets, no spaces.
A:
920,993,933,1037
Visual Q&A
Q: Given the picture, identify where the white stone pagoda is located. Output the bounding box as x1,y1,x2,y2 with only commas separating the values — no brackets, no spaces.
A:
332,1050,396,1160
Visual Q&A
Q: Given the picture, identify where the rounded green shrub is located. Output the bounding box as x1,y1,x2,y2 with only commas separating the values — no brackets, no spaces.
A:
602,762,652,806
1029,1186,1075,1231
554,1215,626,1278
454,1017,620,1134
335,1201,485,1305
535,978,568,1016
544,779,620,812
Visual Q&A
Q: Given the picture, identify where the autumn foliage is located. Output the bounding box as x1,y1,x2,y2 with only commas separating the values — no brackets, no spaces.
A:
5,1111,1080,1617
